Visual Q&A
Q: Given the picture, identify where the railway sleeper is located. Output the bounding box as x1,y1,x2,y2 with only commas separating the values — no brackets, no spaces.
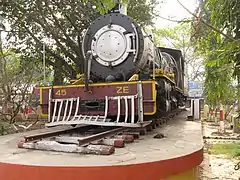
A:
121,131,140,139
18,140,115,155
151,123,157,129
130,127,147,135
53,136,127,148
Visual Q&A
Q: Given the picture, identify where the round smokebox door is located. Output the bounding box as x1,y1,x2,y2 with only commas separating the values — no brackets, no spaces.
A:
91,24,131,67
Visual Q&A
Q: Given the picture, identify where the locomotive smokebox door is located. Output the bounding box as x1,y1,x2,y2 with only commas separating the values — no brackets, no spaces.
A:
82,12,145,82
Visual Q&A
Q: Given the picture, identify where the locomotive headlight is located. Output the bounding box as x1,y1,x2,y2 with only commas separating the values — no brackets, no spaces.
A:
91,24,133,67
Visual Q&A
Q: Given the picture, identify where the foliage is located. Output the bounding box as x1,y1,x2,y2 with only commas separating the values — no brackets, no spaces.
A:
0,48,43,123
1,0,99,84
83,0,159,26
95,0,161,26
203,41,238,105
127,0,159,27
192,0,240,105
0,0,160,84
155,23,204,81
83,0,117,14
156,23,192,50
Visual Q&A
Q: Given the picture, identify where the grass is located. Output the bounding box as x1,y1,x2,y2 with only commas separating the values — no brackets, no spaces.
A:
209,143,240,158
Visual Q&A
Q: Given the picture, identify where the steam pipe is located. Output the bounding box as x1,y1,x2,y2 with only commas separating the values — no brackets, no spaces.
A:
84,51,92,92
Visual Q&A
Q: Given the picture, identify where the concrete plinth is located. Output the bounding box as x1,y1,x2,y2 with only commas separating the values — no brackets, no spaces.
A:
0,112,203,180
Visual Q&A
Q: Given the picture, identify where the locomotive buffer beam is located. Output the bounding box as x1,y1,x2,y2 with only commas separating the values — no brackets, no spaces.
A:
46,82,152,128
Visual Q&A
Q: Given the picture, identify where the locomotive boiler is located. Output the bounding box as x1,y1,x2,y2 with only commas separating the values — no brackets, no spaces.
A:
39,1,187,128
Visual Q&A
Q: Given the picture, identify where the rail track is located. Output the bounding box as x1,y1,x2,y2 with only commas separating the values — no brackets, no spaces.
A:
18,108,185,155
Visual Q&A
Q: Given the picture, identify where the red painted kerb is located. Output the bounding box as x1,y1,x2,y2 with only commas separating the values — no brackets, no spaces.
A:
0,148,203,180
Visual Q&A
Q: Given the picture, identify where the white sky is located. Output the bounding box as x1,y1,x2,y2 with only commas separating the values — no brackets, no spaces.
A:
155,0,198,28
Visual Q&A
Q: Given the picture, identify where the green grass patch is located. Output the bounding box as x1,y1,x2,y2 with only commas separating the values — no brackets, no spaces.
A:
209,143,240,158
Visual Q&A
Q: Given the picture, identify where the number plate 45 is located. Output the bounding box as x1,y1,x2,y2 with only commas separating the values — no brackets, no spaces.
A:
55,89,67,96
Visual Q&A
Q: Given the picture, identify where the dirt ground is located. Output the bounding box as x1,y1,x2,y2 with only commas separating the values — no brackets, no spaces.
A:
198,121,240,180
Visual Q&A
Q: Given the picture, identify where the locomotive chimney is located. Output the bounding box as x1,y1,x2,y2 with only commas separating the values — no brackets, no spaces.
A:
119,1,128,15
108,0,128,15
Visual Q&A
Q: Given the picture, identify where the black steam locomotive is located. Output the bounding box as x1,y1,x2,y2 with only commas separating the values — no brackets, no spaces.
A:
39,1,187,128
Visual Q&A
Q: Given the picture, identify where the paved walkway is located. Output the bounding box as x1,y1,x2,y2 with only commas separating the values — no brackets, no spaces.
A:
0,111,203,166
0,111,204,180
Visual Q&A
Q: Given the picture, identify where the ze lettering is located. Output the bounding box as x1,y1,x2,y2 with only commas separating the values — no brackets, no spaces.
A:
116,86,129,94
55,89,67,96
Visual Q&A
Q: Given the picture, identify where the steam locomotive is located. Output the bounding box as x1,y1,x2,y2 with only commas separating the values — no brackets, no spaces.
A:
39,2,187,128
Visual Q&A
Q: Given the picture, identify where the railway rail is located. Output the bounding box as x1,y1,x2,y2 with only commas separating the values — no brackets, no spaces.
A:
18,108,184,155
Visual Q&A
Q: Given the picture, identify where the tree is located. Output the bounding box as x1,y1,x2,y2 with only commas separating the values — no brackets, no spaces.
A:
82,0,160,24
127,0,160,26
0,0,160,84
191,0,240,106
155,23,204,81
0,48,44,124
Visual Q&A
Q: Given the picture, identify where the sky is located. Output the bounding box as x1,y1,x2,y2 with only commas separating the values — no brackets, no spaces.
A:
155,0,198,28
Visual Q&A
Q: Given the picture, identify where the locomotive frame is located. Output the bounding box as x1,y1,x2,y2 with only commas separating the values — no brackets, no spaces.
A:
40,47,186,128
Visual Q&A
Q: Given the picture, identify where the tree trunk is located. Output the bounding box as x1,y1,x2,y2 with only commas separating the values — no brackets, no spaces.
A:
2,99,8,115
53,67,64,85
